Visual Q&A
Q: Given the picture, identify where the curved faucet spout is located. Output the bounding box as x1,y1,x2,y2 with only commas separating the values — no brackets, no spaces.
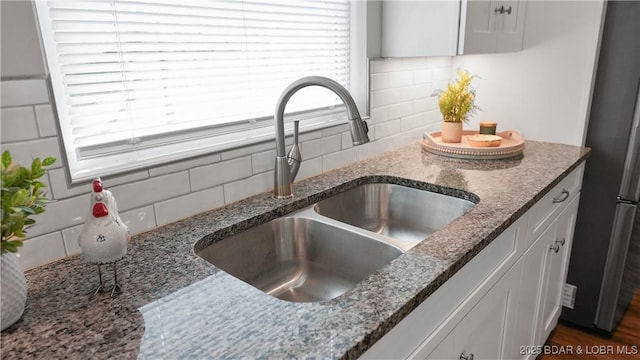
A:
273,76,369,199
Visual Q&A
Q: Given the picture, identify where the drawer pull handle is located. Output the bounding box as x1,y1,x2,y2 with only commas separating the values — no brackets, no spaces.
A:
553,189,570,203
495,5,504,14
558,237,566,246
550,243,560,253
504,5,512,14
460,353,474,360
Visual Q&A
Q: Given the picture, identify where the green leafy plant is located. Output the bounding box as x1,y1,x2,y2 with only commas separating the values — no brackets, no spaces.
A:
1,151,56,254
437,69,479,123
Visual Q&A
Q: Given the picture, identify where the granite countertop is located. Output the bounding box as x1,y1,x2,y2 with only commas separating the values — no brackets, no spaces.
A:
0,141,589,359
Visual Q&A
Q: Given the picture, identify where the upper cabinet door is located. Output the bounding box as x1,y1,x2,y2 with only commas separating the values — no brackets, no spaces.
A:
381,1,460,57
460,0,527,55
495,0,528,52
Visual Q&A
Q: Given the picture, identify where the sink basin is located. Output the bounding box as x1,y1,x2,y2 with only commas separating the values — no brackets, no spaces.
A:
314,183,476,242
196,217,402,302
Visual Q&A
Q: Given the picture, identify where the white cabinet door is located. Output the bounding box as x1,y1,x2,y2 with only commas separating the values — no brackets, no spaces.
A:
424,260,522,360
459,0,527,55
459,0,498,54
380,0,460,57
513,194,580,358
538,195,580,343
495,0,527,52
511,223,554,360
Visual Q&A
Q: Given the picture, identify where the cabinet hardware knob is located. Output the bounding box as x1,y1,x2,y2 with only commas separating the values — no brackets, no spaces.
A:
550,243,560,253
558,237,566,246
552,189,570,203
460,352,475,360
504,6,512,14
495,5,504,14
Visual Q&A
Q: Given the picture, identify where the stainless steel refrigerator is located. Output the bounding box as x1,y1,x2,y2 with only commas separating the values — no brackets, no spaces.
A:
561,0,640,333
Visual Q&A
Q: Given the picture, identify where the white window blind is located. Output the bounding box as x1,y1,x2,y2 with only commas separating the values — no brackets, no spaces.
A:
35,0,367,182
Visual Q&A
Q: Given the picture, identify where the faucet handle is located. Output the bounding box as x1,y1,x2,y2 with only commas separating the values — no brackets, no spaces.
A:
287,120,302,181
349,118,370,146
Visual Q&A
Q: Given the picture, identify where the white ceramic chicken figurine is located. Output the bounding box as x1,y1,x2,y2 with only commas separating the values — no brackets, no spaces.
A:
78,177,130,295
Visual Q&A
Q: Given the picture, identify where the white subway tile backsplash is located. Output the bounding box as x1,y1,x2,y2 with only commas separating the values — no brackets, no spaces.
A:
34,105,58,137
300,134,341,159
0,107,39,142
372,58,402,74
370,73,389,90
323,147,359,172
402,57,430,70
296,157,323,181
412,97,438,114
321,123,349,137
120,205,157,235
425,109,443,124
155,186,224,226
387,71,414,88
252,149,276,174
149,153,221,177
112,172,190,212
190,156,252,191
388,102,413,120
401,84,434,102
433,67,452,81
1,79,49,107
372,88,402,107
61,225,83,256
16,232,67,270
26,195,87,238
401,112,429,131
49,168,149,200
224,171,273,204
368,106,389,125
0,137,62,169
221,141,274,161
414,69,433,84
374,119,402,140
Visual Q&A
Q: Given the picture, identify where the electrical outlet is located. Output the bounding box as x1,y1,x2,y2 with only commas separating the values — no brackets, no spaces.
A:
562,283,577,309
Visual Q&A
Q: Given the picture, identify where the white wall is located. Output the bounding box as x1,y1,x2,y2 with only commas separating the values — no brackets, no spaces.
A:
0,1,449,269
452,0,605,146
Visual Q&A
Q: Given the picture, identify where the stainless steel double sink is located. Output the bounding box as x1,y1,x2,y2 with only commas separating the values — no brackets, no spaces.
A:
196,182,476,303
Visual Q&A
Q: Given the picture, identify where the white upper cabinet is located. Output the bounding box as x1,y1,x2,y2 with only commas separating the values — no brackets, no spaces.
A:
372,0,527,58
460,0,528,55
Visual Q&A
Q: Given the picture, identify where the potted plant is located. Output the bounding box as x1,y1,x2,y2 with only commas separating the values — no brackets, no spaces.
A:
1,150,55,331
437,69,479,143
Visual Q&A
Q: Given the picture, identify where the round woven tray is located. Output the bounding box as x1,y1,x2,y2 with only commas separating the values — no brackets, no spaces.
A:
421,130,525,160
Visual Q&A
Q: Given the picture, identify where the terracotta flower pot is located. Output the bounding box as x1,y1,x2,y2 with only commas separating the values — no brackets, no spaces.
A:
442,122,463,143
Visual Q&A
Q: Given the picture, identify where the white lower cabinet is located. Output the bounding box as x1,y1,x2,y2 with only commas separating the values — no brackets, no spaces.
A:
538,195,580,346
424,260,522,360
361,163,584,360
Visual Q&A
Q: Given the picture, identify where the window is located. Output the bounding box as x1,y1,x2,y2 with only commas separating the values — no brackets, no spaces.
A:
35,0,367,182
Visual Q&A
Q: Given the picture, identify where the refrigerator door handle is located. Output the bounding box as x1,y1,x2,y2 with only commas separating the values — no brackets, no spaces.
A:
618,81,640,202
595,202,638,331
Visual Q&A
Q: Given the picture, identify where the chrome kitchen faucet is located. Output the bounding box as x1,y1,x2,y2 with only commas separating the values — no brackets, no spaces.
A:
273,76,369,198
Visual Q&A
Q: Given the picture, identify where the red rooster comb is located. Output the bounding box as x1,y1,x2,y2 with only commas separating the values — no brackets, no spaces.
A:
92,177,103,193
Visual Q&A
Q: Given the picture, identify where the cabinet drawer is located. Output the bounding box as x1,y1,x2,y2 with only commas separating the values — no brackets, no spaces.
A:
525,163,584,250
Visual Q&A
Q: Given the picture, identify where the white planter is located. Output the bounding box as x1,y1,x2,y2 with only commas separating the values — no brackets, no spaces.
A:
1,253,27,331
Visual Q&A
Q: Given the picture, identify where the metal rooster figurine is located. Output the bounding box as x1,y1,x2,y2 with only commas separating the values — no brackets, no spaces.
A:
78,177,130,296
